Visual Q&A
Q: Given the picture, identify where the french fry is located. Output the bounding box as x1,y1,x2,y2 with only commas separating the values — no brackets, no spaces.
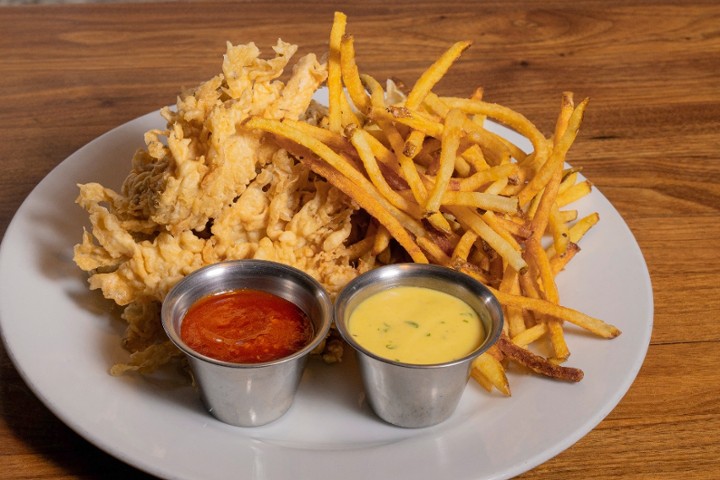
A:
441,191,518,213
499,266,527,338
457,163,518,191
380,120,429,206
472,350,511,396
405,41,472,110
496,335,584,382
340,34,371,114
371,224,392,256
347,235,376,260
548,202,570,256
558,208,578,223
382,106,445,138
546,212,599,266
281,118,350,152
489,288,621,338
569,212,600,243
489,213,532,239
451,230,478,262
511,322,548,348
557,180,593,207
461,143,490,172
425,108,465,215
549,242,580,275
359,73,387,109
524,237,571,360
328,11,347,133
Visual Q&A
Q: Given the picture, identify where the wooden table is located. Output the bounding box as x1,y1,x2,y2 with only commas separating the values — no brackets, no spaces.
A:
1,1,718,478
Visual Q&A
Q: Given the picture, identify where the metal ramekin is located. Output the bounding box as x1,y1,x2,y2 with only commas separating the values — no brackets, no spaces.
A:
162,259,333,427
334,263,504,428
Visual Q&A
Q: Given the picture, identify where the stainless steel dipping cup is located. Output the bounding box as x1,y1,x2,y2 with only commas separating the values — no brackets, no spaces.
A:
162,260,333,427
334,263,504,428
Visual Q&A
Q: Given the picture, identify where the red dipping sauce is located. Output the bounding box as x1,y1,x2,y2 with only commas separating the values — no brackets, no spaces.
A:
180,289,314,363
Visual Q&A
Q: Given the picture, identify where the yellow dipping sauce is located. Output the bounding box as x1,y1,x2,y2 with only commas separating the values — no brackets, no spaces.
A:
348,286,485,364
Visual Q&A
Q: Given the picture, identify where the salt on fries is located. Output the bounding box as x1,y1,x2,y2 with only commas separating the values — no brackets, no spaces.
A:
245,11,620,395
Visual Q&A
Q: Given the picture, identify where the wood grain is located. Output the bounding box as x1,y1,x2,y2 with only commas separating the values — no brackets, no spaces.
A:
1,1,719,478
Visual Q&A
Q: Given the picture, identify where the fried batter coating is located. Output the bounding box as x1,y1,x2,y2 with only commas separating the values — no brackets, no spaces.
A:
75,40,368,375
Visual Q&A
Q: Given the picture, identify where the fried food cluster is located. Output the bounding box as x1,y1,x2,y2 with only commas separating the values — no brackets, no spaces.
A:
75,12,620,394
75,40,371,374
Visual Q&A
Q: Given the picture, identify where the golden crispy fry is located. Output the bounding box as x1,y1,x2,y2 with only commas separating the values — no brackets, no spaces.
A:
440,191,518,213
425,109,465,215
341,95,363,127
569,212,600,242
557,180,593,207
483,177,509,195
381,120,429,206
381,106,445,138
461,144,490,172
489,288,621,338
328,11,347,133
524,236,570,361
472,350,511,396
347,235,376,260
489,214,532,239
558,209,578,223
359,73,387,109
499,266,526,338
549,202,570,256
558,170,580,195
482,211,523,251
454,154,472,177
340,34,371,114
281,118,350,152
422,91,451,118
457,163,518,191
511,322,548,348
405,41,472,110
553,92,575,146
549,242,580,275
546,212,599,264
362,130,401,175
451,230,478,261
372,224,392,256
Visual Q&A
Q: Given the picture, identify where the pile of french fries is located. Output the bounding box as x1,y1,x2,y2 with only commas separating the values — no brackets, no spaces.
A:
245,12,620,395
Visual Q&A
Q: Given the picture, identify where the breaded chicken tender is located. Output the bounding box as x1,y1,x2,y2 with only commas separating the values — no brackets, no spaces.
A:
74,40,370,375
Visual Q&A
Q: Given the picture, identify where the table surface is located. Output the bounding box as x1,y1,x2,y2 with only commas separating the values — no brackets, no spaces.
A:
1,1,718,478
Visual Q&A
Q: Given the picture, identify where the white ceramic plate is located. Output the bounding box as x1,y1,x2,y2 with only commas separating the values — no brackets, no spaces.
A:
0,99,653,479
